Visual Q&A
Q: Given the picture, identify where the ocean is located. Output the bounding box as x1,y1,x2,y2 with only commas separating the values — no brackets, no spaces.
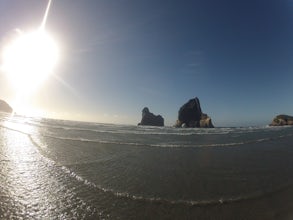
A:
1,114,293,219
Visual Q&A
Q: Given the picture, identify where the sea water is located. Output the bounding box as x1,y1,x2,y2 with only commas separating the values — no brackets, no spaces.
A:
1,114,293,219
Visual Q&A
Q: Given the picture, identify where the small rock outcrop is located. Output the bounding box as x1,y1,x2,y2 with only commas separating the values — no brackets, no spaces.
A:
0,99,13,113
270,114,293,126
175,97,214,128
138,107,164,126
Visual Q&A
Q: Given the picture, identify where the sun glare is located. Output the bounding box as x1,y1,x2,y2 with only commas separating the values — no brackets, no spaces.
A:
1,30,59,93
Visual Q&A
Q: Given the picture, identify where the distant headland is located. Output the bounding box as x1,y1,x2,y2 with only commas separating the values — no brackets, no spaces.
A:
270,115,293,126
0,99,13,114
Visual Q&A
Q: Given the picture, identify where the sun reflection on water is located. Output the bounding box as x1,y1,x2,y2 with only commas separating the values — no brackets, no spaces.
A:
0,118,60,218
0,119,43,217
0,116,94,219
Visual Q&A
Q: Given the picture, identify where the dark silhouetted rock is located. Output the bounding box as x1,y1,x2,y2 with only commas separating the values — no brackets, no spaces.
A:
270,114,293,126
0,99,13,113
138,107,164,126
175,97,214,128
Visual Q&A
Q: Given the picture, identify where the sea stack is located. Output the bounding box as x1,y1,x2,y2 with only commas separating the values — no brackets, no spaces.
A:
0,99,13,113
270,114,293,126
138,107,164,126
175,97,214,128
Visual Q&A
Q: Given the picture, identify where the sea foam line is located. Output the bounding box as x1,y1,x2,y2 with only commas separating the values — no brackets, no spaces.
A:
30,122,231,136
25,130,293,207
8,119,247,136
43,155,293,208
2,117,292,137
29,147,293,207
38,133,277,148
41,152,293,207
1,123,293,149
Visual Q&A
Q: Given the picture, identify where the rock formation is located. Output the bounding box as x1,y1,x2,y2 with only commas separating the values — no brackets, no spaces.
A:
175,97,214,128
0,99,13,113
138,107,164,126
270,114,293,126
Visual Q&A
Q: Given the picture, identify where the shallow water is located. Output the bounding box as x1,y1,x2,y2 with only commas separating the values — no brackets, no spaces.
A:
1,115,293,219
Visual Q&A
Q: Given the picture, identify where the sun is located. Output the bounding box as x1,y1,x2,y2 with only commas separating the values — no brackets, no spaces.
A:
1,29,59,93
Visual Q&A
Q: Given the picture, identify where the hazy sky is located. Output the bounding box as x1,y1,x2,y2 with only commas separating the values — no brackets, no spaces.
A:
1,0,293,126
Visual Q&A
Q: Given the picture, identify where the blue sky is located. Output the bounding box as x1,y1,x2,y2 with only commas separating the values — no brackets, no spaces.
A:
1,0,293,126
